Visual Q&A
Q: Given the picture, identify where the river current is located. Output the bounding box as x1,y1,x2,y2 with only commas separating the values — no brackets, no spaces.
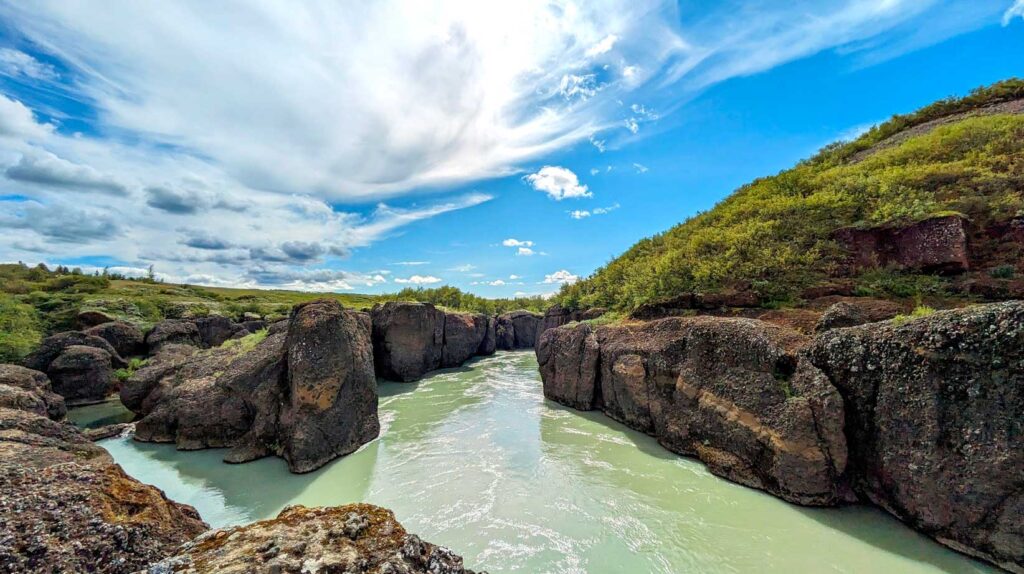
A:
71,351,994,573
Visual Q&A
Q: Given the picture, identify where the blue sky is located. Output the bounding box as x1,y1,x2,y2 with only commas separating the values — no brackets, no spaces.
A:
0,1,1022,297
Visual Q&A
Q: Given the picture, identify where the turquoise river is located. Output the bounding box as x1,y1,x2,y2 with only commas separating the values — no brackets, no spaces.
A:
70,351,996,574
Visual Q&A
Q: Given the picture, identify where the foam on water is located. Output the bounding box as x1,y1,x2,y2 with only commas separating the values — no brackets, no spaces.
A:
75,351,998,574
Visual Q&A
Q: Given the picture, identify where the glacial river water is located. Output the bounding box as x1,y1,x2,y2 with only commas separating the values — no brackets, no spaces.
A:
71,351,995,574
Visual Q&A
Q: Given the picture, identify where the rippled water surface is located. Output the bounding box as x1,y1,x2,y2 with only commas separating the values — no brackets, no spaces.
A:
72,351,995,573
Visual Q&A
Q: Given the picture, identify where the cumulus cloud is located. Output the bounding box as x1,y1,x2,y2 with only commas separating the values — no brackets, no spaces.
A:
394,275,442,285
0,200,121,243
0,94,52,140
502,238,533,247
245,267,388,292
181,231,232,250
542,269,579,284
6,151,128,195
517,247,536,256
524,166,592,200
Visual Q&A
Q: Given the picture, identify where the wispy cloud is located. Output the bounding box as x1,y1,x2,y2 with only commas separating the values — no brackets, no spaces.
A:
1004,0,1024,24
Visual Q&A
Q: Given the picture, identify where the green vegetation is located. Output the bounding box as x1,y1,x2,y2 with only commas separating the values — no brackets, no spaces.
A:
114,357,147,383
558,79,1024,311
0,294,42,362
220,328,269,353
381,286,548,314
892,305,937,325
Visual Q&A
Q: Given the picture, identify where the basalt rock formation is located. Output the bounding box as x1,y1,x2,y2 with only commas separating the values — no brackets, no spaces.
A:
129,299,379,473
539,302,1024,572
47,345,117,405
22,331,126,372
85,320,146,357
148,504,484,574
538,316,849,506
495,310,542,350
371,302,495,382
806,302,1024,572
0,364,66,420
539,304,606,335
144,319,203,353
833,214,971,274
0,372,207,573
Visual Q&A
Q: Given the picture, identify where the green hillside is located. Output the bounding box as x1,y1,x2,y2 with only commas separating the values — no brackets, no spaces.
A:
558,80,1024,311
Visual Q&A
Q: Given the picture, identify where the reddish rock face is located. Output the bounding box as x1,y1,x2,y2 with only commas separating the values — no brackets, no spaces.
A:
538,316,850,506
833,215,970,274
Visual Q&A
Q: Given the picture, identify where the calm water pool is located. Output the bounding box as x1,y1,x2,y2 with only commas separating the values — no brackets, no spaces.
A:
71,351,995,573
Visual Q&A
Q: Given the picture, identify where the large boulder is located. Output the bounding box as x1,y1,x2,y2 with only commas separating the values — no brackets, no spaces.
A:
441,312,489,368
74,309,115,329
145,319,202,354
85,320,145,357
494,316,515,350
806,302,1024,572
0,364,66,420
538,317,849,506
276,299,379,473
0,406,207,573
148,504,481,574
47,346,116,404
370,302,445,382
22,331,126,372
134,300,379,473
833,214,970,274
194,315,242,348
495,310,542,350
813,299,901,333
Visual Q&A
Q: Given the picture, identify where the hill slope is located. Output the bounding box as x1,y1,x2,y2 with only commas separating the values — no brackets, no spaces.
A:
558,80,1024,311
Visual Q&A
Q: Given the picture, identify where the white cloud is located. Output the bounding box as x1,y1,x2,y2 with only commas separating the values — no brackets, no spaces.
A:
1003,0,1024,25
394,274,442,285
589,135,606,153
449,263,477,272
559,74,599,101
589,168,600,175
585,34,619,57
524,166,591,200
509,274,521,280
487,279,506,286
570,202,619,220
624,118,639,134
517,247,536,256
0,94,52,140
7,150,128,195
502,238,533,247
542,269,579,284
394,261,430,266
0,49,59,82
633,163,649,173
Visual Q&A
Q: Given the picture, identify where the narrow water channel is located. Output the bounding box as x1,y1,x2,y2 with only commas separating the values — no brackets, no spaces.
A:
72,351,995,574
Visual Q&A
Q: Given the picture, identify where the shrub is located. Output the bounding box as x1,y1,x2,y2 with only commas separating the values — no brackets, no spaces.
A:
220,329,268,353
989,265,1016,279
0,295,43,363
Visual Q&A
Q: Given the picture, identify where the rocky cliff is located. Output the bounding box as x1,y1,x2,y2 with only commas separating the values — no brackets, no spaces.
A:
0,366,208,573
538,301,1024,572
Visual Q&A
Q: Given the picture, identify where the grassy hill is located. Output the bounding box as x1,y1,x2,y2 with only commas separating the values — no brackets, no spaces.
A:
0,264,548,362
557,79,1024,312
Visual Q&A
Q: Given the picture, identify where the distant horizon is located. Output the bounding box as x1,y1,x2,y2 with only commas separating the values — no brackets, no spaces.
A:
1,1,1022,298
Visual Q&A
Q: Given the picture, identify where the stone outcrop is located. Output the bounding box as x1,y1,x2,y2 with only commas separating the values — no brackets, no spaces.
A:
539,304,607,335
371,302,444,382
538,316,849,506
46,345,116,405
22,331,126,372
806,302,1024,572
0,378,207,573
145,320,203,353
275,299,379,473
148,504,482,574
495,310,542,350
833,214,970,274
131,300,379,473
194,315,242,348
75,309,115,329
0,364,65,420
86,320,146,357
813,298,901,333
478,317,497,356
442,312,489,368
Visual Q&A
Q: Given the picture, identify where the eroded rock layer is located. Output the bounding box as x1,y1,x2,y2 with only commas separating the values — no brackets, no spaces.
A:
538,316,849,506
